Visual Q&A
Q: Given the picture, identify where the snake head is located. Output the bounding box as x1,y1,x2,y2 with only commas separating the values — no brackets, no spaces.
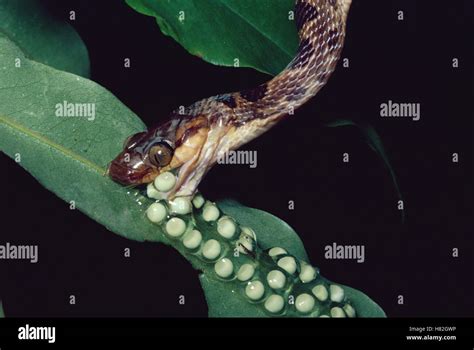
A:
107,117,181,186
107,129,175,186
108,114,212,198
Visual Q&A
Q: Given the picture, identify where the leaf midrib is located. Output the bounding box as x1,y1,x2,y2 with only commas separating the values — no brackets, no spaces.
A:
0,114,105,175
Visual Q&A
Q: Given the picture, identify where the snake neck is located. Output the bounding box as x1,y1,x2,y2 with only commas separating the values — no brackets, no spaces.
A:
187,0,351,139
234,0,351,122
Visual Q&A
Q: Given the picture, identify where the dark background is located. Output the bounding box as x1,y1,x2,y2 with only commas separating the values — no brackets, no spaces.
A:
0,0,472,317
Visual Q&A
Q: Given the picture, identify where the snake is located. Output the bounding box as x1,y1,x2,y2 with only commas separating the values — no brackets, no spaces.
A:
108,0,352,198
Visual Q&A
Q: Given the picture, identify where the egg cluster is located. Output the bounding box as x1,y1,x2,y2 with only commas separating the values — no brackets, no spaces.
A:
145,172,357,317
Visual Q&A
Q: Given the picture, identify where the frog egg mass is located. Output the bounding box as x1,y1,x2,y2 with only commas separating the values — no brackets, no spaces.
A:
143,187,358,318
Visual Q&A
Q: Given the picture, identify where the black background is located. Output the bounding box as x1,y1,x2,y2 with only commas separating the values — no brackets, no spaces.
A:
0,0,472,317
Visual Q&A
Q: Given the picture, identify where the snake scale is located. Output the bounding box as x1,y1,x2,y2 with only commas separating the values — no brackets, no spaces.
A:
109,0,352,197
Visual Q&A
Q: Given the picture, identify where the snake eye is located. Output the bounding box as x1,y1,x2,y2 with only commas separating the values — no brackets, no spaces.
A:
149,142,174,167
123,132,146,149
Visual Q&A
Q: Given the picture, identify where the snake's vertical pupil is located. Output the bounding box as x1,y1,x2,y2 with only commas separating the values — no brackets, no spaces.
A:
149,142,174,167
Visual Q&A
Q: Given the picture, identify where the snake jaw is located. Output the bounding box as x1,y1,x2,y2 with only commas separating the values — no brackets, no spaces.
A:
107,148,157,186
168,123,232,199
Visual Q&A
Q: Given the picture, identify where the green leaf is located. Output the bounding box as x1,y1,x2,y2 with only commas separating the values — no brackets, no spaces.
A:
0,301,4,317
0,33,150,242
125,0,298,76
326,119,405,223
0,0,90,77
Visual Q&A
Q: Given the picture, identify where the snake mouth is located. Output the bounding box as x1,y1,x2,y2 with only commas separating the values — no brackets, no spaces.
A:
107,161,159,186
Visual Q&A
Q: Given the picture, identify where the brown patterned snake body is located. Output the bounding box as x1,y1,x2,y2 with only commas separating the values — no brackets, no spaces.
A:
109,0,352,197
